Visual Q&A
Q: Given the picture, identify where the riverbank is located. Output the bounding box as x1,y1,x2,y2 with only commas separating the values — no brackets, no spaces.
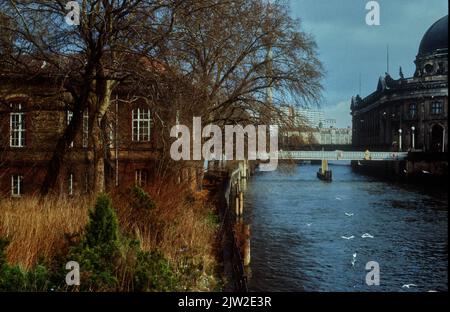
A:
0,183,222,291
203,160,257,292
351,152,448,185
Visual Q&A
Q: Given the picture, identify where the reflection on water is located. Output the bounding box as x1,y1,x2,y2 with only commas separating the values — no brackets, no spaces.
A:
245,164,448,292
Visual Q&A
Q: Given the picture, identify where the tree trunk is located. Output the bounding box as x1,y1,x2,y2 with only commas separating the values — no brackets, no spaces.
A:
40,109,84,196
91,119,105,193
40,62,96,196
90,79,116,193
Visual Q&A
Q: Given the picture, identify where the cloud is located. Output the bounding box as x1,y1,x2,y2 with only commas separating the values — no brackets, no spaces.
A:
289,0,448,125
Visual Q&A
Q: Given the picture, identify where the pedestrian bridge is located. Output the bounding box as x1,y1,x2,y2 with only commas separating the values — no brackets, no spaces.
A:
277,151,408,161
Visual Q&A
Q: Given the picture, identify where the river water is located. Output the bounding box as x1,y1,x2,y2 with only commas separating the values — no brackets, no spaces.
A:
244,163,448,292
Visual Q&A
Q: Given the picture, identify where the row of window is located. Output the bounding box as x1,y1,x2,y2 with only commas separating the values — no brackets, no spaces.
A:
9,170,148,197
8,106,151,148
408,101,444,118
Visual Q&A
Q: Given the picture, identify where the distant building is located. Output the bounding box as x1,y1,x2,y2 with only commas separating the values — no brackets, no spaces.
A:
351,15,448,152
319,127,352,145
323,119,337,128
279,106,352,146
297,109,324,128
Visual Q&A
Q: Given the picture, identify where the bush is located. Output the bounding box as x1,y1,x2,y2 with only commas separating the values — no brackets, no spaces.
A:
66,194,121,291
84,193,120,248
134,250,178,292
130,186,157,211
0,238,50,291
67,193,176,292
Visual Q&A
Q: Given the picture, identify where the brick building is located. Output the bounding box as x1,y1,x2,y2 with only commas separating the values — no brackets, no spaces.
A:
0,67,202,197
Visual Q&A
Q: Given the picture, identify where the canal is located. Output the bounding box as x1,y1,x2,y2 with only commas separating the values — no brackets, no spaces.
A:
244,163,448,292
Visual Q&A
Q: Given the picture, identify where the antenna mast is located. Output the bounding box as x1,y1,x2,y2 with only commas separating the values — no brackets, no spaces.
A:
387,44,390,73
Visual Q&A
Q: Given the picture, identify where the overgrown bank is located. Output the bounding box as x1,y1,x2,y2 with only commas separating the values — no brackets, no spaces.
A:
0,183,222,291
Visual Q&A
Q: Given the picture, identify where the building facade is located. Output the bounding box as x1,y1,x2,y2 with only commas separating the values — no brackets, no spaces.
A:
319,127,352,145
297,109,325,129
351,15,448,152
280,105,352,147
0,74,202,197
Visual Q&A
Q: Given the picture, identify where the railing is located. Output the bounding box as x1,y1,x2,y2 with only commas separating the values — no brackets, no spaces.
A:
278,151,408,161
222,168,248,292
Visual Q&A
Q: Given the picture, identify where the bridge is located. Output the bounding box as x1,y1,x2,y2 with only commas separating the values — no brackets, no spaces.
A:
277,150,408,161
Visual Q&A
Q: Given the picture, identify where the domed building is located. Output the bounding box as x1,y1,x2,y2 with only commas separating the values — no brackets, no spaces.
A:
351,15,448,153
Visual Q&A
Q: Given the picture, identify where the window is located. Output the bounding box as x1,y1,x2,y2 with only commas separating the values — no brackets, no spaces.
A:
11,175,23,197
409,103,417,118
68,174,73,196
135,169,148,187
424,64,434,74
10,104,25,147
431,101,443,115
132,108,151,142
82,110,89,148
67,110,74,147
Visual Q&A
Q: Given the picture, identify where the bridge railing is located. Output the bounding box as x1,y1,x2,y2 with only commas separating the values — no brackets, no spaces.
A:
277,151,408,161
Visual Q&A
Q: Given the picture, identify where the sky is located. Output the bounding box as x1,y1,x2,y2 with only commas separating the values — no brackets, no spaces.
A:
289,0,448,128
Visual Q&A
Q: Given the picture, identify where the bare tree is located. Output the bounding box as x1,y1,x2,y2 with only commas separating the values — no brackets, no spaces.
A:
0,0,323,196
0,0,181,195
166,0,323,127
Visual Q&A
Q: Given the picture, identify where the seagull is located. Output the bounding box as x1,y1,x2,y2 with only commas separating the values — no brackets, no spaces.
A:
361,233,374,239
345,213,354,217
402,284,417,289
351,253,357,266
342,235,355,240
306,223,312,227
335,197,343,201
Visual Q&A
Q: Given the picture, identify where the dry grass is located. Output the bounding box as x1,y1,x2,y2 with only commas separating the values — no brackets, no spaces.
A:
114,181,220,290
0,180,220,290
0,196,92,270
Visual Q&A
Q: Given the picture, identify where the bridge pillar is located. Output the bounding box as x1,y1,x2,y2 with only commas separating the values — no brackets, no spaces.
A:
243,225,251,266
239,191,244,216
318,159,332,181
235,194,240,217
322,160,329,172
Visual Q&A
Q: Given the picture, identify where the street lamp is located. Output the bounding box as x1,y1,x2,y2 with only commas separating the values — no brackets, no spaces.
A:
411,127,416,150
398,129,403,151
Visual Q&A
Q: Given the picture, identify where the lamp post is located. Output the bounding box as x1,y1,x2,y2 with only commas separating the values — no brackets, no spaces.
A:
398,129,403,151
411,126,415,150
443,128,446,153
